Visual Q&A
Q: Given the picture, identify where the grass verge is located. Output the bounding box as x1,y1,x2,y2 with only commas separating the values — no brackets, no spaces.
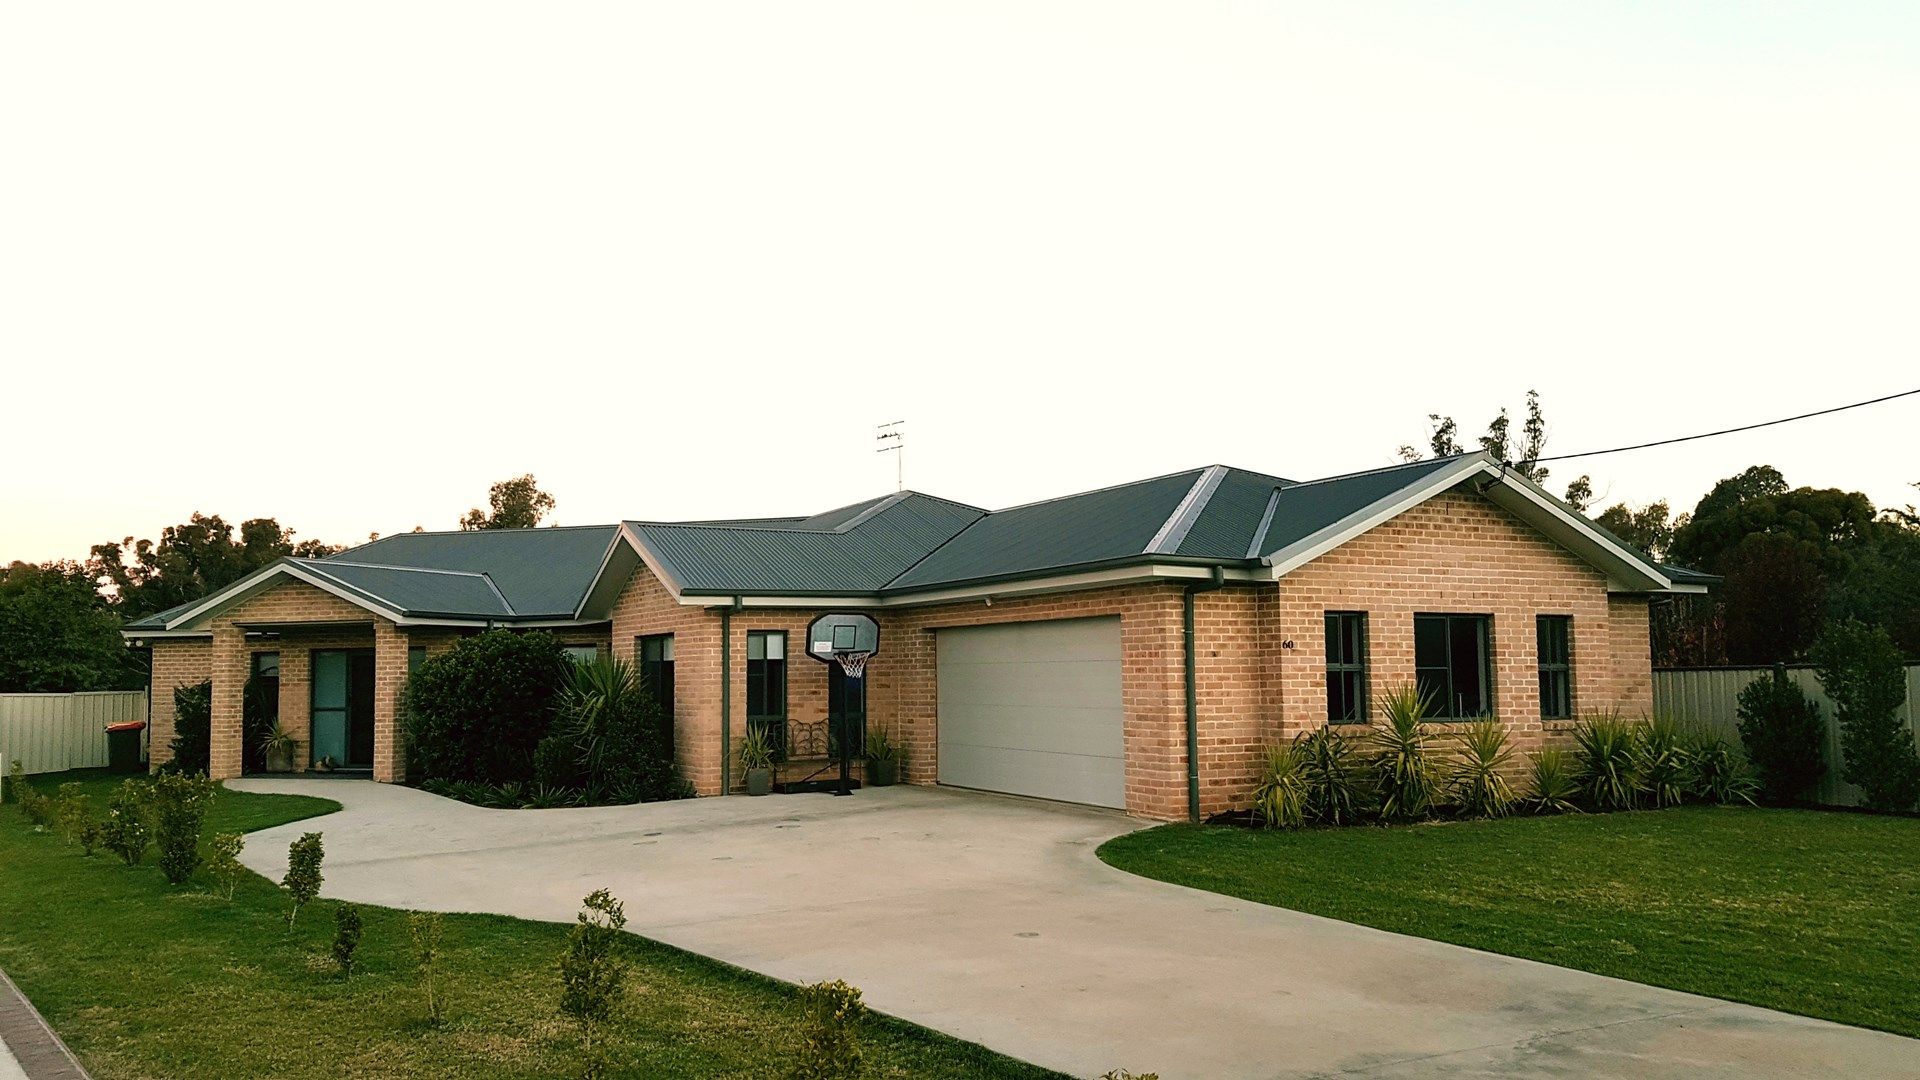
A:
1098,805,1920,1038
3,769,1062,1079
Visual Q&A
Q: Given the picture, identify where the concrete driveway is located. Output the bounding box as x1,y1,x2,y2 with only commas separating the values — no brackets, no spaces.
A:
231,779,1918,1079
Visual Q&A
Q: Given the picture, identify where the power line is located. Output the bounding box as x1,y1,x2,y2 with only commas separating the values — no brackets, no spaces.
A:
1528,387,1920,465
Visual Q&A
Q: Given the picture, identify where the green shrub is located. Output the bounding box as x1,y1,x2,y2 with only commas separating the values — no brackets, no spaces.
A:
792,979,868,1080
206,832,246,899
101,780,150,865
559,889,629,1079
1573,713,1642,811
166,680,213,775
53,782,93,847
1734,669,1826,803
1370,685,1438,822
9,762,51,828
2,758,21,804
535,657,688,805
1294,726,1371,825
404,630,572,786
1810,620,1920,812
1523,749,1582,815
409,911,447,1026
282,832,325,928
150,771,216,885
333,904,364,977
1448,720,1517,819
1683,726,1758,806
1248,743,1307,829
1634,716,1692,809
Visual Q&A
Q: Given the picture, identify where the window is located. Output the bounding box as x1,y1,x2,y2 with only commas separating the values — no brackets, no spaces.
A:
1537,616,1572,720
248,652,281,728
1414,614,1492,719
1324,613,1369,723
407,646,426,675
562,644,599,665
639,634,675,718
746,631,787,755
251,652,280,679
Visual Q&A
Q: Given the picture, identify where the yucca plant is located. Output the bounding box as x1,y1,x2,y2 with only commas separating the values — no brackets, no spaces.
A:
1448,719,1517,819
1371,685,1439,822
1683,725,1759,806
1573,712,1643,811
1294,726,1372,825
1635,715,1692,809
1249,742,1308,829
1523,749,1583,815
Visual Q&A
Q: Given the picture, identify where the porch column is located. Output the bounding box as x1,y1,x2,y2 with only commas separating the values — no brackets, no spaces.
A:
372,622,408,783
209,627,246,780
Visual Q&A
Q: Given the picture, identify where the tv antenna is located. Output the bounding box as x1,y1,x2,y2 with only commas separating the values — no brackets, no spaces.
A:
876,421,905,492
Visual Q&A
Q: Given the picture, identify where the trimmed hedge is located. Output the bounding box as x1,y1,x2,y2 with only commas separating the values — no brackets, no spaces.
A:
403,630,572,786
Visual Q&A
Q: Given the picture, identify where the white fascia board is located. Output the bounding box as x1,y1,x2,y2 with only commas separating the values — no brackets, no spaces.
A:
698,564,1267,611
392,616,609,628
572,528,645,619
1263,455,1491,578
121,629,213,642
1264,455,1677,594
612,524,691,606
164,561,407,630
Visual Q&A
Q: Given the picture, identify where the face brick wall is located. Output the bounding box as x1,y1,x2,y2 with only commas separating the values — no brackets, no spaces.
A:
1272,487,1650,765
147,639,212,769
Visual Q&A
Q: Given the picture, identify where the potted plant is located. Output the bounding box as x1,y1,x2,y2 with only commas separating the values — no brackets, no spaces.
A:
739,726,776,796
864,726,902,787
263,725,298,773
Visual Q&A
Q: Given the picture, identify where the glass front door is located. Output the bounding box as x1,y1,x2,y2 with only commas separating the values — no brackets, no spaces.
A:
311,649,376,769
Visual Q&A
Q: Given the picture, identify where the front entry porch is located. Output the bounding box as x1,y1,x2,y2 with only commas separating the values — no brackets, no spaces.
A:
208,618,409,782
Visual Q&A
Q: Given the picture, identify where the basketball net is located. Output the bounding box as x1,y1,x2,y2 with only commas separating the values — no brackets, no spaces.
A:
835,651,871,679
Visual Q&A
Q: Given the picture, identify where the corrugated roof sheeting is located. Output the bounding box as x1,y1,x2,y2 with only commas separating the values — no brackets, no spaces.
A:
330,525,619,616
302,562,512,617
888,470,1205,590
1256,457,1461,557
631,493,984,593
1175,467,1294,559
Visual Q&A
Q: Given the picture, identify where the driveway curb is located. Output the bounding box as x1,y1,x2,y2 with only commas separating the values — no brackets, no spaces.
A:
0,969,88,1080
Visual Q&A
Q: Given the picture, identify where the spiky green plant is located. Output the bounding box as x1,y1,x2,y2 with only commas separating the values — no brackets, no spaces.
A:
1293,726,1372,825
1573,713,1643,811
1523,749,1583,815
1635,715,1692,809
1249,742,1308,829
1448,719,1517,818
1371,685,1439,822
1683,725,1759,806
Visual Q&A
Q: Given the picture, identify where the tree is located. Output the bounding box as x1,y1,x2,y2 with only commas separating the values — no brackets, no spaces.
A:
460,474,555,530
0,560,141,692
1735,669,1826,804
1718,534,1828,664
282,832,326,928
1809,621,1920,812
1594,501,1677,562
90,514,338,621
1395,390,1592,509
559,889,629,1079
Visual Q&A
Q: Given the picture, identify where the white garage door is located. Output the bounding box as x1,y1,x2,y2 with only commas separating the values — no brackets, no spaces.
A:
936,616,1125,809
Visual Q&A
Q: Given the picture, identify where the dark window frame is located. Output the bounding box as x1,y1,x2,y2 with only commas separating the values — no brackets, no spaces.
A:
746,630,788,756
561,643,599,665
1537,615,1573,720
638,633,675,719
1324,612,1370,724
1414,613,1494,720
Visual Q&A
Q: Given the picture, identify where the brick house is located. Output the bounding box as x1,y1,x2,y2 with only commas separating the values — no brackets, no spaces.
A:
123,452,1710,821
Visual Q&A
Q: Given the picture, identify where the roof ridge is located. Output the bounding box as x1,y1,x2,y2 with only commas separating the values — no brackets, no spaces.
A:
308,558,494,579
1281,451,1490,491
1147,466,1229,555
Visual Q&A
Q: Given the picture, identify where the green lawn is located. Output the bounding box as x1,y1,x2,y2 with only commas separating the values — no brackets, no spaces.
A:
3,770,1062,1080
1099,806,1920,1039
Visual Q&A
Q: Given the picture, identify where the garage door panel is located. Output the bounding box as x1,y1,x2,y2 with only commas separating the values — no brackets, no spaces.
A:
937,616,1125,810
936,659,1122,713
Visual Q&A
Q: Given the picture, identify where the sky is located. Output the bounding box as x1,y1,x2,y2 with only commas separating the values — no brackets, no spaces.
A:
4,2,1917,564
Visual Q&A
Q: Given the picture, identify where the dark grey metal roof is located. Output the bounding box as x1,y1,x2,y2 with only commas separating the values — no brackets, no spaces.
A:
327,525,620,617
1255,457,1463,557
300,561,513,618
888,469,1209,591
1175,467,1295,559
123,599,202,631
629,493,985,594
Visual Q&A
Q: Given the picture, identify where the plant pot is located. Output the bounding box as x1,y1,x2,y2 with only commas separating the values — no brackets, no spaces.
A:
264,744,295,773
865,758,898,787
746,767,773,796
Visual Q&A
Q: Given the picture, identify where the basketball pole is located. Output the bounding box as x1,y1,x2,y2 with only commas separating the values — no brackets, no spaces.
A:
835,663,857,797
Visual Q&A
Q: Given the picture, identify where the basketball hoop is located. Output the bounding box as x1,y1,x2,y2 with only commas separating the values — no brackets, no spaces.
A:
834,651,872,679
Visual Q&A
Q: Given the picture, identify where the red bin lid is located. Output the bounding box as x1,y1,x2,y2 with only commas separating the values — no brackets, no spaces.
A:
105,721,147,733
